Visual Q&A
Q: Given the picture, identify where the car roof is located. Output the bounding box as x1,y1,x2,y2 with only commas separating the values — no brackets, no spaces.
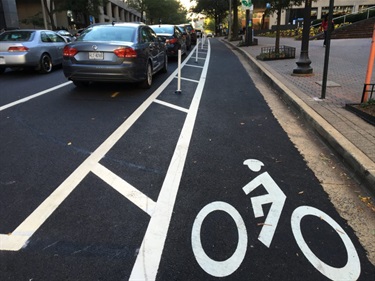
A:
88,22,145,28
150,24,175,27
2,29,53,32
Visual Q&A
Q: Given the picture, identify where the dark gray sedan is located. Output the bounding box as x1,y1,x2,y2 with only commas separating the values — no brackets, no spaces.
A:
62,22,168,88
0,29,67,74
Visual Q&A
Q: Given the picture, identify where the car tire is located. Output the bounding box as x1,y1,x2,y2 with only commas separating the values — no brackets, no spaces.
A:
0,67,5,74
72,80,90,87
161,55,168,73
38,53,53,74
140,62,152,89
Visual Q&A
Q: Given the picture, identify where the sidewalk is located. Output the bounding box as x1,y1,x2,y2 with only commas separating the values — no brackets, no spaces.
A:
224,36,375,194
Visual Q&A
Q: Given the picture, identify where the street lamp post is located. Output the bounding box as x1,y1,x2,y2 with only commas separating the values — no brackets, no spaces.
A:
293,0,313,75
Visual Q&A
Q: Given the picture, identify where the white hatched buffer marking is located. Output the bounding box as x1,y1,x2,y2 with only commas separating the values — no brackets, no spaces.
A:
0,42,210,281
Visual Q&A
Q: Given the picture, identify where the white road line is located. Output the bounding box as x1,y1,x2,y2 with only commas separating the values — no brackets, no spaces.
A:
91,163,156,216
129,41,211,281
0,81,72,112
185,64,204,69
0,42,201,251
174,76,200,83
153,99,189,113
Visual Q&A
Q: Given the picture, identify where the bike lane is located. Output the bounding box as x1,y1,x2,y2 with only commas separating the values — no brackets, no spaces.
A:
158,39,375,280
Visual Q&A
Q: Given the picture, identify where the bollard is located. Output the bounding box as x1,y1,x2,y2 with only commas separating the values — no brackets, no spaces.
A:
195,40,199,63
175,49,182,94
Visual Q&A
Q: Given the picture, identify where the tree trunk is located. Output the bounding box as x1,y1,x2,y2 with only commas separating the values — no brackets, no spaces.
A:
43,0,56,30
275,7,282,54
232,0,239,40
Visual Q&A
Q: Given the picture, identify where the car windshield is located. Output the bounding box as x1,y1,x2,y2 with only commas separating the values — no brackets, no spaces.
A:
151,26,174,34
77,26,136,42
0,31,34,42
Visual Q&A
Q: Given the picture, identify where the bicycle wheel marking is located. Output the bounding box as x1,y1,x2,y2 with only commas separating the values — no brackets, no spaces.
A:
192,159,361,279
291,206,361,281
191,201,248,277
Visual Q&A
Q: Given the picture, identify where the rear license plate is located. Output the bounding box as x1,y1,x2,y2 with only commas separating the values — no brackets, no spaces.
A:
0,57,5,64
89,52,104,60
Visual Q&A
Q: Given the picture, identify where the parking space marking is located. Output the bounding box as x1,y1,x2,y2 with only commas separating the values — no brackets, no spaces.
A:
0,81,72,112
153,99,189,113
91,163,156,216
0,43,205,251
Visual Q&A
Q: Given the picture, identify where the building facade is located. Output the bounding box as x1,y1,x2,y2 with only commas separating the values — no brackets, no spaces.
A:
1,0,141,32
267,0,375,28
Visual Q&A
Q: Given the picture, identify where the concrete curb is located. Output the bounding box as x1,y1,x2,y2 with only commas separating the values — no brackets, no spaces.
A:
223,39,375,195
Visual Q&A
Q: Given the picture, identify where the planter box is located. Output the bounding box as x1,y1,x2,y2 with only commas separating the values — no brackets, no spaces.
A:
257,45,296,61
346,104,375,126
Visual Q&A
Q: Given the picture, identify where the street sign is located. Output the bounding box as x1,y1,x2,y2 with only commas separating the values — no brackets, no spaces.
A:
241,0,252,10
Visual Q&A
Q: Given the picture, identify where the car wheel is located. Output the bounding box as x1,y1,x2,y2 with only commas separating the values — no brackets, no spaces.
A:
38,53,53,74
140,62,152,89
161,55,168,73
72,80,90,87
0,67,5,74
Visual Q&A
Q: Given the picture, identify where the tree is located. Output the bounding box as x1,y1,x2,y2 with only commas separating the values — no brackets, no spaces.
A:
42,0,57,29
193,0,228,35
259,0,303,52
126,0,146,22
128,0,187,24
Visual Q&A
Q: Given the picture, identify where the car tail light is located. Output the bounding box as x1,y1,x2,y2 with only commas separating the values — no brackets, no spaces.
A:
63,46,78,57
114,47,137,58
8,46,29,52
166,38,178,44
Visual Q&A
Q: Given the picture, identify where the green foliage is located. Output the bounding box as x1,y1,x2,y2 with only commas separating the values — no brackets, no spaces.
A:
128,0,187,24
20,12,44,28
257,22,349,39
361,99,375,108
145,0,187,24
193,0,229,18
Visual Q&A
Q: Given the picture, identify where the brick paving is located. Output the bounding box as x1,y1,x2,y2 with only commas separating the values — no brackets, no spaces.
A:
225,36,375,192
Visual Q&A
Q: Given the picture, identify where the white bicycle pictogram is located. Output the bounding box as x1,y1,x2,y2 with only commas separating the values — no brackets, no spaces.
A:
191,159,361,280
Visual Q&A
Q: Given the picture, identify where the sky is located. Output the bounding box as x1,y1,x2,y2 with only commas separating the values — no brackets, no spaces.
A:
180,0,196,10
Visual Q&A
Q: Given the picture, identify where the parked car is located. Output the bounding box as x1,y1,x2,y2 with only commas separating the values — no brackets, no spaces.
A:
62,22,167,88
149,24,187,57
177,25,191,50
179,24,197,44
74,28,86,38
56,30,75,42
0,29,67,74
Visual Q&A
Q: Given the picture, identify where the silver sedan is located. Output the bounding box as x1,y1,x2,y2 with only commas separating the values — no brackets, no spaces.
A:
0,29,67,74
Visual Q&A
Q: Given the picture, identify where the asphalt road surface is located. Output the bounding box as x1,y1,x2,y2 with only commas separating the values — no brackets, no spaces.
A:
1,38,374,280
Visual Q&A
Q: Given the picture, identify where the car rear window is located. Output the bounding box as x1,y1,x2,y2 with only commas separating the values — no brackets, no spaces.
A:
77,26,136,42
151,26,174,34
0,31,34,42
